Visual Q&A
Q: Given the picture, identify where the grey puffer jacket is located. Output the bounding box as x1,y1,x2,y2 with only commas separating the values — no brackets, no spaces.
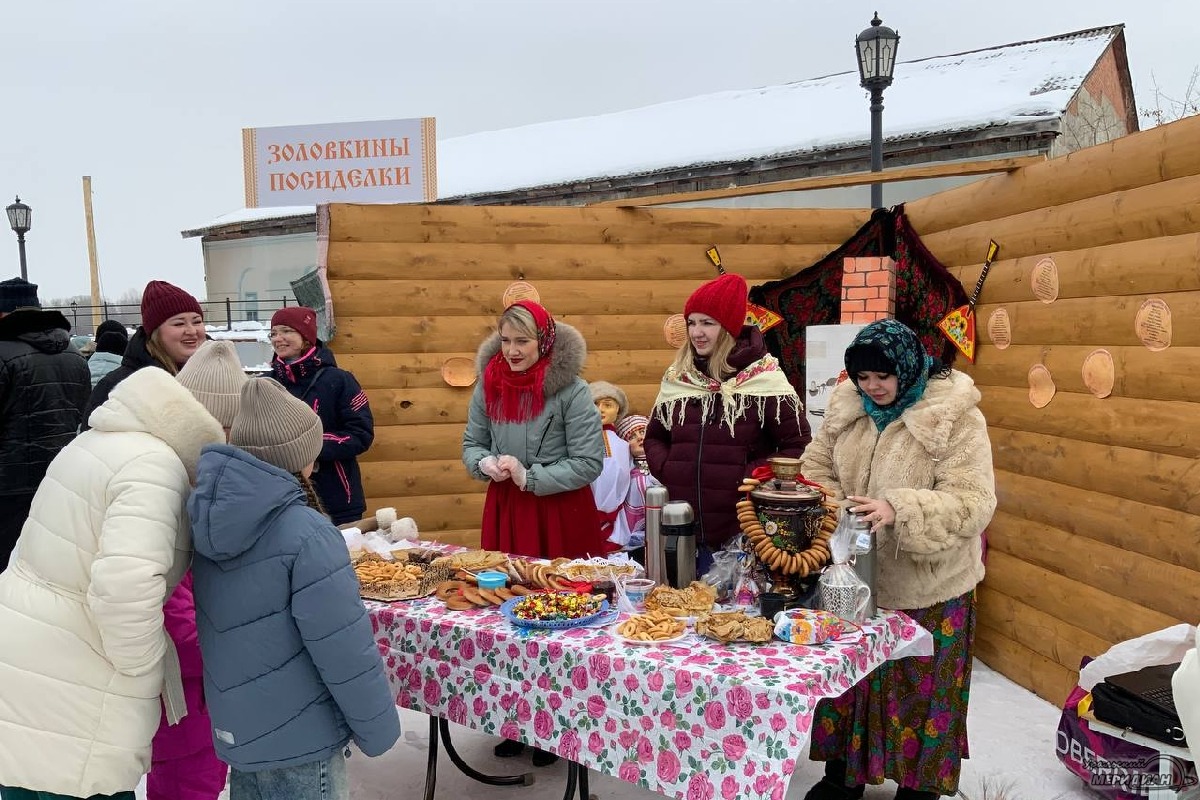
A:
189,444,400,772
462,321,603,496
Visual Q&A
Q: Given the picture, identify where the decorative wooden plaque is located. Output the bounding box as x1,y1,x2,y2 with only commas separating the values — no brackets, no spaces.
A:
1134,298,1172,351
987,308,1012,350
1081,349,1115,399
1031,257,1059,304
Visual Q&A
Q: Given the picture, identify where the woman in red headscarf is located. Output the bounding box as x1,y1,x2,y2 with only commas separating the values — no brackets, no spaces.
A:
462,300,605,561
462,300,605,764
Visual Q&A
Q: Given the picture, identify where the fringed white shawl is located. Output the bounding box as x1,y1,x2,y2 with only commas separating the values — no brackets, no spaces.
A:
651,354,802,434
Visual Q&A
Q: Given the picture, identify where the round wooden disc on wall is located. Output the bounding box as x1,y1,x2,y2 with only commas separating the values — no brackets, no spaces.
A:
502,280,541,308
1134,298,1172,351
663,314,688,348
1031,257,1060,304
1081,349,1115,399
987,308,1012,350
441,356,477,387
1028,364,1056,409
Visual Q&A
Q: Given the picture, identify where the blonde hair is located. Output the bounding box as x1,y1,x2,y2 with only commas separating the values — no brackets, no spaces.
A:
295,472,328,517
146,328,181,375
497,304,538,339
670,326,736,380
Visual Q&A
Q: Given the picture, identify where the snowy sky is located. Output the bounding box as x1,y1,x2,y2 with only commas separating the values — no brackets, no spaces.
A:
1,0,1195,302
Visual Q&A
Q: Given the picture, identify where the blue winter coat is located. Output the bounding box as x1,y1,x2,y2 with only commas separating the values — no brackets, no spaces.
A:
188,444,399,772
269,346,373,525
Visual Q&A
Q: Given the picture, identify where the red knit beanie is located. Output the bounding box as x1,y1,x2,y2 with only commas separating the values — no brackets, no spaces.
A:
683,273,749,336
141,280,203,336
271,306,319,346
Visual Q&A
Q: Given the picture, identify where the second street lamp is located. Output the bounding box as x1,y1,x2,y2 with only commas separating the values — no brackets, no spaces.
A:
6,196,32,282
855,13,900,210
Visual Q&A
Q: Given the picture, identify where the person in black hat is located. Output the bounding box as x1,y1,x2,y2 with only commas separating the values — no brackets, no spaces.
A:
88,320,129,388
0,277,91,570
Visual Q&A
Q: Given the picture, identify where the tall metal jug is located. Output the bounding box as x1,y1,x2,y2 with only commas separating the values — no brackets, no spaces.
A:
661,500,696,588
643,486,669,586
849,513,878,618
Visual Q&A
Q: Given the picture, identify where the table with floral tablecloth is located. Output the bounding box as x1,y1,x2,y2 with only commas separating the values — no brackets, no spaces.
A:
369,597,929,800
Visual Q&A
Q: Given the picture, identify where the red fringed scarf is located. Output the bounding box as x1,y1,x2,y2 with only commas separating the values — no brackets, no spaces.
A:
483,300,557,423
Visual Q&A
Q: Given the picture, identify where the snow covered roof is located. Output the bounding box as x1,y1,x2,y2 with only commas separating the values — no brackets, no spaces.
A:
185,25,1120,234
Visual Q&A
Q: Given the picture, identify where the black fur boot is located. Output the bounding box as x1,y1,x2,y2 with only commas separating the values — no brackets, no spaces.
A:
802,760,865,800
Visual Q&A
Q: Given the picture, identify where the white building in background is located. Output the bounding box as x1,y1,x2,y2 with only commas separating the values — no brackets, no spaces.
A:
182,25,1136,315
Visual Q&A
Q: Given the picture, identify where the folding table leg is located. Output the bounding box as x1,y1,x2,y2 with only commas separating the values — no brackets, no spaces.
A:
562,760,579,800
439,718,535,787
423,716,439,800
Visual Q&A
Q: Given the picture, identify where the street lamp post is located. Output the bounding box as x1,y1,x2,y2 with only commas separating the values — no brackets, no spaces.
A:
6,196,32,281
70,300,78,330
855,13,900,210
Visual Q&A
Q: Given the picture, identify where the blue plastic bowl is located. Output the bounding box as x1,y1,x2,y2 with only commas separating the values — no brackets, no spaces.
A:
475,571,509,590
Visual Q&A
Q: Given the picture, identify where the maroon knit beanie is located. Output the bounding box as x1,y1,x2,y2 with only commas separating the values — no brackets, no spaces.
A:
271,306,319,346
141,280,203,336
683,273,749,336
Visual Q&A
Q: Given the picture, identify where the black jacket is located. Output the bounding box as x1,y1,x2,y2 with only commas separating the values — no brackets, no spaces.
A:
269,346,373,524
82,328,163,428
0,310,91,496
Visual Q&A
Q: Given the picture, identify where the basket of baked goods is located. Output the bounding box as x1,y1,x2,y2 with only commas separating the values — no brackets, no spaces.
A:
644,580,718,621
694,610,776,644
354,553,452,602
500,592,610,630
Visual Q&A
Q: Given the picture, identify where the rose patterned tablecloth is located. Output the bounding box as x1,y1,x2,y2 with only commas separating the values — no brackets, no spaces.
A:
369,598,927,800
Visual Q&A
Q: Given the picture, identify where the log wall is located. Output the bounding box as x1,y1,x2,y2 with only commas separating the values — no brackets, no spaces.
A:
326,205,868,545
905,112,1200,705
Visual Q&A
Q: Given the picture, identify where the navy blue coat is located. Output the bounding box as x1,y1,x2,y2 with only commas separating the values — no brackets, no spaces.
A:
188,444,400,772
270,346,373,524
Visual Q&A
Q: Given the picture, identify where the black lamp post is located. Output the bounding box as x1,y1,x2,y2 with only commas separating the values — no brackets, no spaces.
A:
855,13,900,209
6,196,31,281
70,300,78,330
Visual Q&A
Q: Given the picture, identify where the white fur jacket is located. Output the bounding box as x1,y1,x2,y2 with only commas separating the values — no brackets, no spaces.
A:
801,370,996,610
0,367,224,797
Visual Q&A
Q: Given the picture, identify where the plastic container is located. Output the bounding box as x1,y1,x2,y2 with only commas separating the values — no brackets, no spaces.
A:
620,577,656,612
475,571,509,590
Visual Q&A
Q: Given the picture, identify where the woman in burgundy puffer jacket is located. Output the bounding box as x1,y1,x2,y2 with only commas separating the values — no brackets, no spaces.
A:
643,273,810,557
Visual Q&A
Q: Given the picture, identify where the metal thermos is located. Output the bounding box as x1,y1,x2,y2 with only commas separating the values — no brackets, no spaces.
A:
661,501,697,588
644,486,670,586
850,513,878,618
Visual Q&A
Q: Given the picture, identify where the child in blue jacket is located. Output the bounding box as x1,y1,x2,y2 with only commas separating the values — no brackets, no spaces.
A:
189,378,399,799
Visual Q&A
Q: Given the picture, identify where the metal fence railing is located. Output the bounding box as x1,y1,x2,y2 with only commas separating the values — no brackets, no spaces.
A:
48,297,298,336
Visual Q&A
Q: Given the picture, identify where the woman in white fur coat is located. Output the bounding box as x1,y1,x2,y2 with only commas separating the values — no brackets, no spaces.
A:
800,319,996,800
0,367,225,800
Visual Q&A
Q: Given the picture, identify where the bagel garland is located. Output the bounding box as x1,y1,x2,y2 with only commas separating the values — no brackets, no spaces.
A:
736,480,838,577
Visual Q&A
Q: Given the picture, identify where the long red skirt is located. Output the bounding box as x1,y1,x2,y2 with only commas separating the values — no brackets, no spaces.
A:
481,480,605,559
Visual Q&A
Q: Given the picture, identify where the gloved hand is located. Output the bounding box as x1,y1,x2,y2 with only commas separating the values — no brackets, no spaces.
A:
496,455,528,490
478,455,509,482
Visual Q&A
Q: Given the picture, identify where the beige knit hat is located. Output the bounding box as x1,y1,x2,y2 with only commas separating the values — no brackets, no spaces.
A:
588,380,628,419
230,378,323,474
176,341,248,428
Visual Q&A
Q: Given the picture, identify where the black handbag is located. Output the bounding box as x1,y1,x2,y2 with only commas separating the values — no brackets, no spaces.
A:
1091,680,1188,748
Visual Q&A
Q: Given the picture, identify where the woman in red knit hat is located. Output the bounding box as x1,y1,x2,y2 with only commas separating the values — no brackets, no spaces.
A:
267,306,374,525
643,272,811,563
83,280,205,422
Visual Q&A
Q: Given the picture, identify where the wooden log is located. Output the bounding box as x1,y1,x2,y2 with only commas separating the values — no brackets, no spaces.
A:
365,384,662,426
974,623,1079,707
327,203,869,245
993,469,1200,574
589,156,1044,207
988,427,1200,517
360,460,483,499
340,350,674,391
947,232,1200,305
920,172,1200,266
972,291,1200,348
982,550,1179,645
907,113,1200,235
976,585,1110,673
335,315,678,354
359,424,465,462
968,345,1200,404
986,510,1200,623
978,386,1200,459
328,242,837,282
329,278,709,317
361,492,485,532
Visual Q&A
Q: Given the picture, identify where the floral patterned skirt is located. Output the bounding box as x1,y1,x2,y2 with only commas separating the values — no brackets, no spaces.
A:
809,590,976,796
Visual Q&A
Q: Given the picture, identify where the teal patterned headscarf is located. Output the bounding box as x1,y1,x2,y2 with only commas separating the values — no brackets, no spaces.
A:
844,319,934,431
